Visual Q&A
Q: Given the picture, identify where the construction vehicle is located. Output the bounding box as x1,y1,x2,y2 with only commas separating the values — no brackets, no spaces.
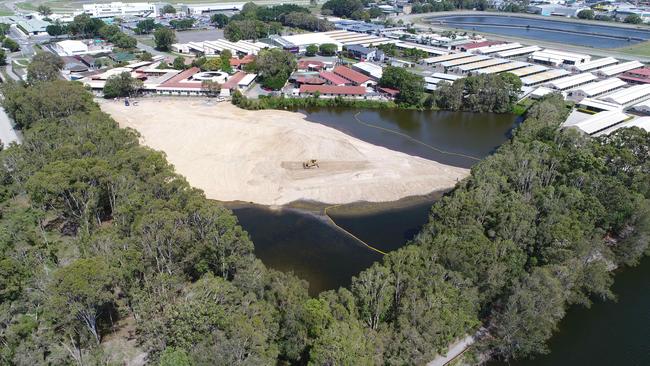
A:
303,159,319,169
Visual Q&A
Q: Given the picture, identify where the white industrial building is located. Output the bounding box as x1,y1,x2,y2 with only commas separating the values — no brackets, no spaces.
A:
545,72,599,91
596,61,645,78
436,55,489,72
352,62,383,80
530,49,591,66
578,98,624,113
82,2,160,18
175,39,274,56
573,57,619,73
424,73,464,91
569,110,630,135
422,52,472,65
599,84,650,106
521,69,570,86
53,40,113,56
476,61,529,75
566,78,628,102
473,43,522,55
454,58,509,74
394,42,448,56
496,45,541,58
274,30,396,53
594,117,650,136
510,64,548,78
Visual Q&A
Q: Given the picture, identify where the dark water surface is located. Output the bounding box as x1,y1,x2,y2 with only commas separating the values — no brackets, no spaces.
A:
302,108,518,168
488,256,650,366
431,15,650,48
231,200,433,295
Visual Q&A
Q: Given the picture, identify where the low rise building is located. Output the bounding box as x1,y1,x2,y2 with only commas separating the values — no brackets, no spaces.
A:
596,61,645,78
352,62,383,80
569,110,630,136
545,72,599,91
54,40,113,57
17,18,50,36
82,2,160,18
573,57,619,73
530,49,591,66
566,78,628,102
298,85,367,98
619,67,650,85
333,65,374,86
599,84,650,106
345,45,385,62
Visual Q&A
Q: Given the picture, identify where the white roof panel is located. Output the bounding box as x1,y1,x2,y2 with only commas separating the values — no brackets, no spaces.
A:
546,73,598,90
521,69,570,86
423,52,473,64
569,78,627,97
575,57,618,72
572,110,629,135
497,45,541,58
600,84,650,105
597,61,644,77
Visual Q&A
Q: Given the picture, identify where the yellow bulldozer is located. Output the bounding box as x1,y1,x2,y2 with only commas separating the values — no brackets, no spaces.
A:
303,159,319,169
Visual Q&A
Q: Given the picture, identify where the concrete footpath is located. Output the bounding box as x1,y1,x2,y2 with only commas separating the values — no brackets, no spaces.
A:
427,335,475,366
0,106,21,146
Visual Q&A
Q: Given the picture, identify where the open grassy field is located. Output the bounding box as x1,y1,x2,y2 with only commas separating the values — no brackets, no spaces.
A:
615,41,650,57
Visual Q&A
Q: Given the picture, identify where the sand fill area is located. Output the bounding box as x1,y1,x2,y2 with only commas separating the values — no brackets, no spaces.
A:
99,98,469,205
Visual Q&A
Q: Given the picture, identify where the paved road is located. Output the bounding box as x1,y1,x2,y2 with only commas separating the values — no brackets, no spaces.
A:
427,335,475,366
0,106,21,146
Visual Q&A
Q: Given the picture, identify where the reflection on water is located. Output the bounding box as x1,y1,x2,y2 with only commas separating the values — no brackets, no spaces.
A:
431,15,650,48
487,256,650,366
301,108,519,168
231,204,383,295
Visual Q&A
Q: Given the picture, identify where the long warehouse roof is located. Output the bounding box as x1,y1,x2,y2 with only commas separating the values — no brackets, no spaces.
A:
575,57,618,72
546,72,598,90
423,52,473,64
395,42,448,55
521,69,570,86
497,45,541,58
510,64,548,77
569,78,627,97
594,116,650,136
599,84,650,105
531,49,591,63
474,42,522,54
571,110,629,135
597,60,644,77
476,61,529,74
456,58,509,72
440,55,489,68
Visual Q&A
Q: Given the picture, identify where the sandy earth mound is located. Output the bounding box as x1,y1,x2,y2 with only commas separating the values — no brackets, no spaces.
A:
99,98,469,205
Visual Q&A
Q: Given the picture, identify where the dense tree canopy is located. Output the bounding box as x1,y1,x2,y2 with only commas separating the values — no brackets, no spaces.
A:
433,73,522,113
26,52,64,84
103,72,143,98
379,66,425,106
250,48,296,89
154,27,176,51
322,0,364,18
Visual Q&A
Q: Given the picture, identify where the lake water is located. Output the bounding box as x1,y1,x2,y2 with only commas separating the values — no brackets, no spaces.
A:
487,256,650,366
430,15,650,48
